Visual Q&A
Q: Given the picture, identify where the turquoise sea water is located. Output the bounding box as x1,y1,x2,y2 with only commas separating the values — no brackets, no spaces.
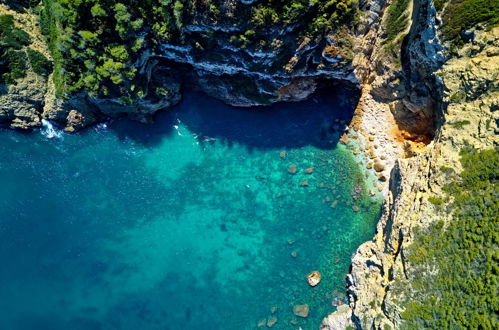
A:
0,91,381,330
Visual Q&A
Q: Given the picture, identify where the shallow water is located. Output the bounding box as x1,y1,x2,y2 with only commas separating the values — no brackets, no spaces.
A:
0,92,381,330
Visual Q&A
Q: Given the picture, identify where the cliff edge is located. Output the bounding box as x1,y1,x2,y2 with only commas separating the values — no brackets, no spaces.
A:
323,7,498,328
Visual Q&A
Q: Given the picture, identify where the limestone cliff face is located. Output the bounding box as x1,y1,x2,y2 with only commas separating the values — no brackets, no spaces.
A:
322,11,498,330
0,3,50,129
0,0,365,130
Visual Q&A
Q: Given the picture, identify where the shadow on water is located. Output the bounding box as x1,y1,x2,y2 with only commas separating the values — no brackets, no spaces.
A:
109,87,359,150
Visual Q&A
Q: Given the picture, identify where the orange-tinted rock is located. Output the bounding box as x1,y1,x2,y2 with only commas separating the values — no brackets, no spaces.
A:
340,133,349,145
300,180,309,187
279,151,287,159
306,270,321,286
288,164,297,174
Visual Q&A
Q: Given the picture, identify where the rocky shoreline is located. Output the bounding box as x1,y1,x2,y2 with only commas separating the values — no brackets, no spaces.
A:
1,1,497,328
322,10,498,330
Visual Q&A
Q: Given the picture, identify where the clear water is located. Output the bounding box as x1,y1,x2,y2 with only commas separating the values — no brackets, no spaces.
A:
0,92,381,330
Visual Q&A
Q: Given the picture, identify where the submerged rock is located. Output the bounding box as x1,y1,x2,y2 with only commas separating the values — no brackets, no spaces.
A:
304,167,314,174
288,164,297,174
307,270,321,286
300,180,309,187
279,151,287,159
267,316,278,327
293,304,310,318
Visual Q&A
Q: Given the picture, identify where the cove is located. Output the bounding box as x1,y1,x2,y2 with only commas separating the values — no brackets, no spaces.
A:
0,91,381,330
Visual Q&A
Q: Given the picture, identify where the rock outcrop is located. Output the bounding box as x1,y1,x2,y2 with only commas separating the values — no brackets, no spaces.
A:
322,15,498,330
0,0,362,131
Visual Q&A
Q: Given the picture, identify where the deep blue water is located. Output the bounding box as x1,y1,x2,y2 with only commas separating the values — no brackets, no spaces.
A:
0,92,381,329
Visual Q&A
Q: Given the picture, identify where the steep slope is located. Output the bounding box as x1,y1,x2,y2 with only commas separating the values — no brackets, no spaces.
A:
323,7,498,329
1,0,362,130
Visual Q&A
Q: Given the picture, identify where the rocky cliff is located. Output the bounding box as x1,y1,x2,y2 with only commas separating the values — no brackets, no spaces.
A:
322,3,498,327
0,0,361,131
1,1,497,328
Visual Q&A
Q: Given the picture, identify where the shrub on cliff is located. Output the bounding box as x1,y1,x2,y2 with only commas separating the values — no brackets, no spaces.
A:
0,15,32,85
26,48,52,76
0,49,28,84
38,0,359,99
437,0,499,41
0,14,30,49
402,147,499,329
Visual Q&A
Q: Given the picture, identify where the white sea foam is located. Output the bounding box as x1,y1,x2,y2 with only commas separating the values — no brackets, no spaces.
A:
41,119,63,139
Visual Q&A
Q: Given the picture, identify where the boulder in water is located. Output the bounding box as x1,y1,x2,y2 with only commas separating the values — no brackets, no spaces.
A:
304,167,314,174
288,164,297,174
267,316,278,327
279,151,287,159
293,304,310,318
374,161,385,172
300,180,309,187
306,270,321,286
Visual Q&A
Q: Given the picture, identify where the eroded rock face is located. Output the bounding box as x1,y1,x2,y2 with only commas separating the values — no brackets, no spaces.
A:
0,0,365,130
322,22,498,330
0,73,46,129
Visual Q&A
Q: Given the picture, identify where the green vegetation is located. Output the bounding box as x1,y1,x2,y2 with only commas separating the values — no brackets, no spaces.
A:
427,196,444,206
436,0,499,41
402,147,499,329
0,14,52,85
382,0,410,64
0,14,30,48
0,14,31,84
439,165,453,173
1,48,28,84
450,120,471,129
449,91,466,102
384,0,410,43
34,0,358,99
26,48,51,76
